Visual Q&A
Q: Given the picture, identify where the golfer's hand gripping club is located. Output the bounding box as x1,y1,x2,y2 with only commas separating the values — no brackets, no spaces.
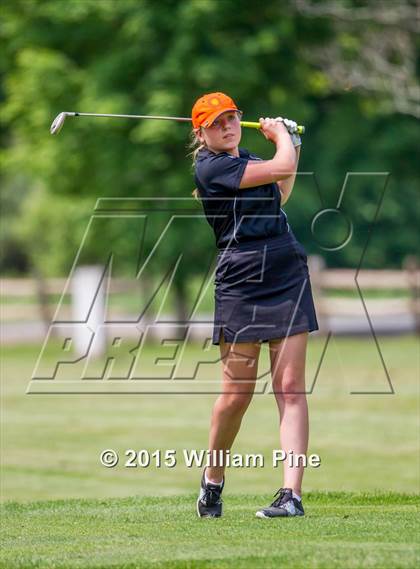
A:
275,117,302,147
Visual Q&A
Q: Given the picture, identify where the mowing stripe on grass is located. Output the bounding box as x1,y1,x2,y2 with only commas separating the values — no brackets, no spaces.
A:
1,493,419,569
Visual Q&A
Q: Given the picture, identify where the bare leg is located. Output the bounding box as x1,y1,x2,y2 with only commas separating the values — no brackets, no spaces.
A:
269,332,309,495
206,332,261,483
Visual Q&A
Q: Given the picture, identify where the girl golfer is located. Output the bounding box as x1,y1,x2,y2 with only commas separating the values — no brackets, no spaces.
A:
191,92,319,518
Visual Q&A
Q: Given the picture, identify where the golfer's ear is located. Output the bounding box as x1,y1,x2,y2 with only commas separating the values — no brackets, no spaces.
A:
194,127,204,143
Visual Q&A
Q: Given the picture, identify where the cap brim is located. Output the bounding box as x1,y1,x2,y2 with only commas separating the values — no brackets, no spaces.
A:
204,108,242,128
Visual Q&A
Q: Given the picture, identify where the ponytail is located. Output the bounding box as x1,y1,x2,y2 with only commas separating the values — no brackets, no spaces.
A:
187,129,206,200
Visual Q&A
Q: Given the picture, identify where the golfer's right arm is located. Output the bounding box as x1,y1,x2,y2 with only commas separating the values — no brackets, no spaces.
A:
239,118,296,189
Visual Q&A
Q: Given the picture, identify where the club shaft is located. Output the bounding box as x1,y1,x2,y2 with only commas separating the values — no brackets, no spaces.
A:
70,112,191,122
52,112,305,134
72,113,304,133
240,120,305,134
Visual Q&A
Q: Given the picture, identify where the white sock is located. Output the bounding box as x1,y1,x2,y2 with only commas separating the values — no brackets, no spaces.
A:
205,471,223,486
292,491,301,502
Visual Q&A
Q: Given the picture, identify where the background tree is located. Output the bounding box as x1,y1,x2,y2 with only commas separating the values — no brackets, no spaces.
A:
1,0,418,318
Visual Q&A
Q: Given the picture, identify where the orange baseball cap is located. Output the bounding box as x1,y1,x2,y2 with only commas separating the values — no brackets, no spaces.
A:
191,92,241,129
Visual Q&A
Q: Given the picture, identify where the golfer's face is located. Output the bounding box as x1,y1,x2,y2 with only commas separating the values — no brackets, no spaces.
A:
203,111,241,153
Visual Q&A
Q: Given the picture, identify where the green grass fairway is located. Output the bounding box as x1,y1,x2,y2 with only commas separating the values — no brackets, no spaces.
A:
1,492,419,569
2,336,419,502
1,336,419,568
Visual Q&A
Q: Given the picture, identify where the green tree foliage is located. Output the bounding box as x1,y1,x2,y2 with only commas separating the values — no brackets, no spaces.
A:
1,0,418,285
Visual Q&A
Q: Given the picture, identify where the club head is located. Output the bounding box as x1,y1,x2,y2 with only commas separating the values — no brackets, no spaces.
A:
50,112,67,135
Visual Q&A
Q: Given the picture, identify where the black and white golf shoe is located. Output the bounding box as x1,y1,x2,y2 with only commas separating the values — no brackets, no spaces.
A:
196,469,224,518
256,487,305,518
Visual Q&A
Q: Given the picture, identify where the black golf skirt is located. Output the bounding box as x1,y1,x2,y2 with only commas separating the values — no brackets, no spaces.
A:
212,230,319,345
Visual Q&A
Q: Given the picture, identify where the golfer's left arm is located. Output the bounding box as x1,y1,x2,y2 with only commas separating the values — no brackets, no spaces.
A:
278,145,301,206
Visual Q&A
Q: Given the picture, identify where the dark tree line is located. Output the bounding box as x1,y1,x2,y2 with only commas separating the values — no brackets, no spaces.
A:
1,0,418,285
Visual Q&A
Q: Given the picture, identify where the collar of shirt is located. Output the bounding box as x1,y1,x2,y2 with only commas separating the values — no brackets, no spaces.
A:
197,147,253,161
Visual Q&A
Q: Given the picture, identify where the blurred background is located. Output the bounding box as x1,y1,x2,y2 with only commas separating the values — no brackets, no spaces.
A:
1,0,419,502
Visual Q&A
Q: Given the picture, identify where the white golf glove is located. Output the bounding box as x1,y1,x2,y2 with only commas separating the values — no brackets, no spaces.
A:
275,116,302,147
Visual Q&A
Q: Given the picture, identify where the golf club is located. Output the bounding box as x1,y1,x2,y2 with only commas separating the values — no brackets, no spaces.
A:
50,112,305,135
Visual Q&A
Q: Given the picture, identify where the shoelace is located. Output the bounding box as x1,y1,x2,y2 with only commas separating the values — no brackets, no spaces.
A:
270,488,290,508
203,486,222,506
